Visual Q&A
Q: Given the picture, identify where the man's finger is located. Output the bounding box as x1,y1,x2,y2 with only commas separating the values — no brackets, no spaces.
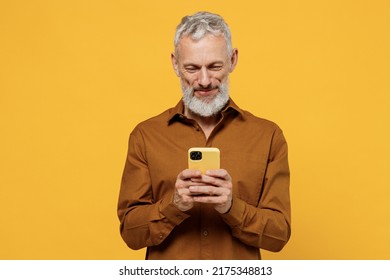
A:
205,169,231,180
177,169,202,180
189,185,223,196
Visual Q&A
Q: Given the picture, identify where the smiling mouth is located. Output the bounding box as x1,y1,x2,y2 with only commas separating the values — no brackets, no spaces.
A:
194,87,219,97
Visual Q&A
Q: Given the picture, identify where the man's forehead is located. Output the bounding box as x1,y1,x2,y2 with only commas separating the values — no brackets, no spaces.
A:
176,34,229,60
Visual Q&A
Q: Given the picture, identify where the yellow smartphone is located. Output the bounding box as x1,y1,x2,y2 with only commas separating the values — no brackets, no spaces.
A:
188,147,220,174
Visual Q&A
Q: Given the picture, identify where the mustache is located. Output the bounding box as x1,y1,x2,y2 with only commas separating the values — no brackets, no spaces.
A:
192,85,219,91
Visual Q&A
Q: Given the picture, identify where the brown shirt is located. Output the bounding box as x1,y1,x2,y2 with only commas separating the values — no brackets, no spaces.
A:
118,99,291,259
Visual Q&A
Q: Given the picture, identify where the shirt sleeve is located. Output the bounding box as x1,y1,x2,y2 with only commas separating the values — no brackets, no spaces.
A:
117,127,190,250
220,127,291,252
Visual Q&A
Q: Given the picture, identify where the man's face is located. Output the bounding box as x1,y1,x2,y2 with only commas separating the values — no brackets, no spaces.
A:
172,34,238,117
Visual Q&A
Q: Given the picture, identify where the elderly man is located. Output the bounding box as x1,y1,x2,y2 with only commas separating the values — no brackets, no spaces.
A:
118,11,291,260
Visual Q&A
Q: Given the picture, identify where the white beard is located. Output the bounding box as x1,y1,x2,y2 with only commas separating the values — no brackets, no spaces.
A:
181,80,230,117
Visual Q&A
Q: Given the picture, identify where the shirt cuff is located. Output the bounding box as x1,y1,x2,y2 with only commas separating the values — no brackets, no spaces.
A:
220,196,245,227
159,194,190,225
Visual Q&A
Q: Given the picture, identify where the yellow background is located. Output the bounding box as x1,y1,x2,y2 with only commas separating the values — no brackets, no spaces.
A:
1,0,389,260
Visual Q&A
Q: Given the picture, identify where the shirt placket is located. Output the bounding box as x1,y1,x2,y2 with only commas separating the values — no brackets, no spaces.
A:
199,204,213,259
180,113,229,259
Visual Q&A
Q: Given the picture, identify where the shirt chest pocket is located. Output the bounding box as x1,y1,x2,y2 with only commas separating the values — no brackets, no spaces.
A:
222,151,268,207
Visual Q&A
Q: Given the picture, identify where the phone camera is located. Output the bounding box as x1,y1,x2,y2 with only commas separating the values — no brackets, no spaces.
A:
190,151,202,160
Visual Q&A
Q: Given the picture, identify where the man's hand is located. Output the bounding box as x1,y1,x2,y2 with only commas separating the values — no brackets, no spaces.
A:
173,169,233,213
182,169,233,214
173,169,203,211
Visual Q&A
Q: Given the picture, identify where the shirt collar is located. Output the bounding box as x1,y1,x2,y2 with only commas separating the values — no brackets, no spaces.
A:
167,98,246,124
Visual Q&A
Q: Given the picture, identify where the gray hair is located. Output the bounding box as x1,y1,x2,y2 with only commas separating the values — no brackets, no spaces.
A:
174,11,233,56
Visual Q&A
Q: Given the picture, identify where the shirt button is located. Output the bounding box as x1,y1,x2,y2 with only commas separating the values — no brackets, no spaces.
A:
176,214,182,219
202,230,208,237
159,234,163,239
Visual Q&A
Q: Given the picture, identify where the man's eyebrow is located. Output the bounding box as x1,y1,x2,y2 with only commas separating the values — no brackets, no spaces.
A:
183,63,200,67
183,61,225,67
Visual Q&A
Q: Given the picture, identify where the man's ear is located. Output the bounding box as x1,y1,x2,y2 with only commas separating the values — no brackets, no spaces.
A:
171,53,180,77
229,48,238,73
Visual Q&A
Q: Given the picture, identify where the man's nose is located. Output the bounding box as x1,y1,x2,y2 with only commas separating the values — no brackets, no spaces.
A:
198,66,212,88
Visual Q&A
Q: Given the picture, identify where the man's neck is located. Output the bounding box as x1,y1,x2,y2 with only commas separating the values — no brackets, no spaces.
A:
184,108,221,139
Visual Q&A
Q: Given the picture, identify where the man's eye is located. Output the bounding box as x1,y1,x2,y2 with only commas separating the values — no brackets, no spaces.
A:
209,65,223,71
184,67,199,73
